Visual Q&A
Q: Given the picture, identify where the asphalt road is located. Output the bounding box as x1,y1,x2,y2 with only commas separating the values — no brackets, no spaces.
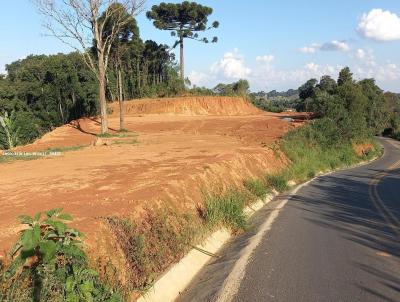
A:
178,137,400,302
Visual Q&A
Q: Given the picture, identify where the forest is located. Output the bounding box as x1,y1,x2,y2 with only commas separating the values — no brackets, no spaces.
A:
0,35,182,149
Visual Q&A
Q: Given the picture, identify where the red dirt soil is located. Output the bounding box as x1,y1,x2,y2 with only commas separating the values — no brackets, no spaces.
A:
0,96,305,257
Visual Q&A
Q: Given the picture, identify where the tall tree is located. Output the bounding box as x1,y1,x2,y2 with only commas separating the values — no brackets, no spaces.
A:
99,3,140,130
146,1,219,81
34,0,144,134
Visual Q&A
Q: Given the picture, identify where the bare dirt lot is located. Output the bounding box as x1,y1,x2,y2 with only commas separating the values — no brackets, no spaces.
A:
0,96,304,255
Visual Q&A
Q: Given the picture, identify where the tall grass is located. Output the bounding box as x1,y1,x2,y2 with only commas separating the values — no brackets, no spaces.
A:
243,178,269,199
280,120,381,182
265,173,289,192
203,189,247,231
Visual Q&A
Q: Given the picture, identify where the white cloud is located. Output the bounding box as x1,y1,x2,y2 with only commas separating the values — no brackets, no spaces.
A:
251,61,342,91
300,40,350,54
355,48,367,60
188,70,208,87
299,46,317,54
210,49,251,79
320,40,350,52
256,54,274,63
355,48,376,66
357,9,400,41
189,49,400,92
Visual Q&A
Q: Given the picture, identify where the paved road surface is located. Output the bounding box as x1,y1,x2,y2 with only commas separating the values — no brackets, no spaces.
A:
178,138,400,302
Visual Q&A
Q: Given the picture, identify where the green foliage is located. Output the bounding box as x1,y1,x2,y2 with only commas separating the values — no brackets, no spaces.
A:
0,23,181,149
147,1,218,80
243,178,269,199
249,89,300,113
212,79,250,96
146,1,219,45
0,209,121,302
296,67,391,139
203,189,247,231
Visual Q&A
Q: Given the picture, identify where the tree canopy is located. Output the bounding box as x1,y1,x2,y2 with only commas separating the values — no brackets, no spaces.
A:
146,1,219,80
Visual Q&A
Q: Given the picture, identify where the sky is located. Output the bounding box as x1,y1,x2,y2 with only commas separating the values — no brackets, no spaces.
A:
1,0,400,92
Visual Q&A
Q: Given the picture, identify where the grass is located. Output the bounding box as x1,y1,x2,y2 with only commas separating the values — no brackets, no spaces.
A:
203,189,247,231
243,178,269,199
265,173,289,192
43,144,88,153
105,209,201,294
113,138,139,145
280,124,382,183
0,154,40,164
96,132,136,138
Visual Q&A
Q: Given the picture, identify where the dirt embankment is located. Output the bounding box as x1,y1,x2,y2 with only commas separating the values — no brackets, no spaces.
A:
109,96,262,116
0,96,305,276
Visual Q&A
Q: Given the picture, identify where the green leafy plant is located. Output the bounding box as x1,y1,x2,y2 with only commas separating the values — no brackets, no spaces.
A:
1,208,122,302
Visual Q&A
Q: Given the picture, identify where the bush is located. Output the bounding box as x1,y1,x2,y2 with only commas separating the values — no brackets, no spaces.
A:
203,189,247,231
0,209,121,302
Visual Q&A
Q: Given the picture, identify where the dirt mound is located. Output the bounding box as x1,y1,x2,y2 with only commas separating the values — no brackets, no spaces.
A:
109,96,261,116
0,96,308,263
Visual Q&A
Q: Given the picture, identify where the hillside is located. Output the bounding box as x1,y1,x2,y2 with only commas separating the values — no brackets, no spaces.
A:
0,96,305,287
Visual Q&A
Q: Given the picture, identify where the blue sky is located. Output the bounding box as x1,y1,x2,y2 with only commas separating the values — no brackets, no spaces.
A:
1,0,400,91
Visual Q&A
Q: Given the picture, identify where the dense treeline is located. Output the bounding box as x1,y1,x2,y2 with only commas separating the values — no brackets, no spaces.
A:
296,67,399,139
0,23,181,149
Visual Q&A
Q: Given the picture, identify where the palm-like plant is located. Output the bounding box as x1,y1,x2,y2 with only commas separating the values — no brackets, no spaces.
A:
0,111,20,149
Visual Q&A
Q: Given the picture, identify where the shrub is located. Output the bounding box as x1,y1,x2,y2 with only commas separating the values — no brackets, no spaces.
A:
203,189,247,231
0,209,121,302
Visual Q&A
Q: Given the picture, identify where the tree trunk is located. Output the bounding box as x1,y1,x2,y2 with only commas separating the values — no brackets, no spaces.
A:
118,67,125,130
137,59,141,92
180,36,184,81
98,57,108,134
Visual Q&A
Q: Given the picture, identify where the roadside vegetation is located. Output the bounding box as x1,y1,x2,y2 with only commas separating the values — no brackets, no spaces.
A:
0,209,121,302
